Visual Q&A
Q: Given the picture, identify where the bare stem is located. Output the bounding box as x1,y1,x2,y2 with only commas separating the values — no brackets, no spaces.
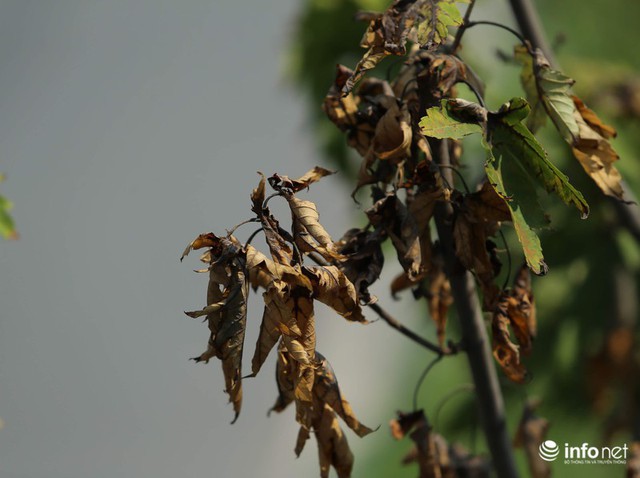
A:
369,302,446,355
433,139,519,478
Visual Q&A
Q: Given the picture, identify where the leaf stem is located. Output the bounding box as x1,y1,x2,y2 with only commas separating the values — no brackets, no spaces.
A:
451,0,477,53
464,20,527,46
368,302,448,355
412,354,442,411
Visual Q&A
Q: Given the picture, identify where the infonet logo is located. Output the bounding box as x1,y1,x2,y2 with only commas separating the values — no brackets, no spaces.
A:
538,439,629,465
538,440,560,461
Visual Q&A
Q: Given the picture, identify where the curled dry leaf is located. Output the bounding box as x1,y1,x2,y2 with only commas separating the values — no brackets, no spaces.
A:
372,99,413,160
513,398,551,478
285,194,343,262
306,266,367,322
491,264,536,383
189,255,249,423
367,193,422,279
390,409,451,478
268,166,336,193
336,227,385,303
571,96,624,199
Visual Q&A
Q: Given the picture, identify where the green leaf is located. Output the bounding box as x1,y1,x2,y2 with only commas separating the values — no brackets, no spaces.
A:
483,141,547,275
419,99,483,139
415,0,470,49
488,98,589,218
514,45,579,142
0,175,17,240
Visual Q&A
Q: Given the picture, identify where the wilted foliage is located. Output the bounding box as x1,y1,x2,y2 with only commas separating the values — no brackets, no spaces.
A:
181,0,635,476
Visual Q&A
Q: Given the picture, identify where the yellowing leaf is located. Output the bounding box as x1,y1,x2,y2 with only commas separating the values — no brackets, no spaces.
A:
420,99,484,139
571,96,624,199
415,0,470,50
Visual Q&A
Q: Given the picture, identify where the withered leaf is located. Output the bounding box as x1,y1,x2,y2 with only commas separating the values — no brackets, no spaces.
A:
571,96,624,199
314,404,355,478
251,281,303,377
191,256,249,422
425,260,452,348
285,194,343,262
250,172,266,214
366,193,422,279
336,227,384,302
491,305,527,383
513,399,551,478
270,344,295,414
390,410,445,478
306,266,367,323
372,99,413,160
491,264,535,383
268,166,335,193
314,354,375,438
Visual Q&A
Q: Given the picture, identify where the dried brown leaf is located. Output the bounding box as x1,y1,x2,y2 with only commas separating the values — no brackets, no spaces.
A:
191,257,249,422
571,95,624,199
269,167,335,193
286,195,343,262
306,266,366,322
314,354,375,438
336,227,385,302
372,100,413,160
367,193,421,279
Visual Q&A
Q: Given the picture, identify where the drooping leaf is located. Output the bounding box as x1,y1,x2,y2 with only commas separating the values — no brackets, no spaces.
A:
372,99,413,160
514,45,579,142
190,256,249,422
366,193,422,279
314,354,375,438
491,264,536,383
306,266,367,323
313,404,355,478
251,281,303,377
285,194,343,262
488,98,589,219
336,227,385,303
484,150,548,275
571,96,624,199
492,304,527,384
343,18,391,95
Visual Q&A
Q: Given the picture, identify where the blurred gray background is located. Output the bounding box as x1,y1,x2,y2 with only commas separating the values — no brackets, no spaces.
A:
0,1,420,477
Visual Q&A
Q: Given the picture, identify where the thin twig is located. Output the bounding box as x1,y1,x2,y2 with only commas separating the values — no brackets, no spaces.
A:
451,0,477,53
465,20,527,45
412,355,443,411
368,302,445,355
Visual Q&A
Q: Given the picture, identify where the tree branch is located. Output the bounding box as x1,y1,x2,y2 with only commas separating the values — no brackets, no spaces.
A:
433,139,519,478
369,302,447,355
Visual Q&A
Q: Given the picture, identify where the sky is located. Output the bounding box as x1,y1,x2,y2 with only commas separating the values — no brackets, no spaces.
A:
0,1,421,477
